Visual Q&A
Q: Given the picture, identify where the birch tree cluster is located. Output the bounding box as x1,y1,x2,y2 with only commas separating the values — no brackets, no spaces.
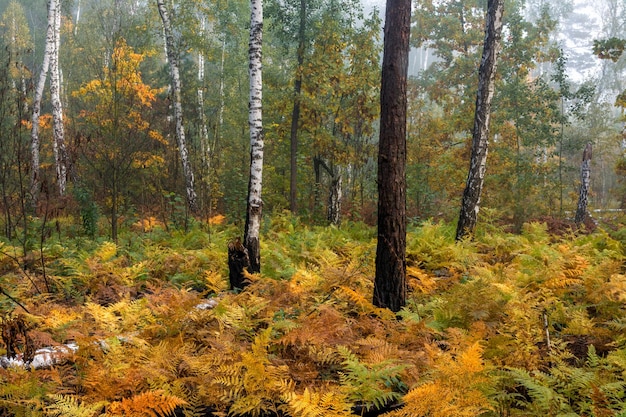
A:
0,0,623,239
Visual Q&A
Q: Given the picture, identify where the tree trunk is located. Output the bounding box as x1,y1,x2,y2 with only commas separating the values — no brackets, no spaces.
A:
455,0,504,241
156,0,199,214
327,172,342,225
50,0,68,196
373,0,411,312
289,0,306,213
575,142,592,227
244,0,264,274
111,171,118,242
228,238,250,290
197,17,210,212
30,0,56,212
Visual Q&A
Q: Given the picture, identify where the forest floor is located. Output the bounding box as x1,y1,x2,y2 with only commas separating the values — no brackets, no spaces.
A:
1,213,626,416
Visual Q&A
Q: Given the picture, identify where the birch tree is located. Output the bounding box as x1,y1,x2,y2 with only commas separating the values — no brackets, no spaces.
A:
156,0,199,214
244,0,264,274
30,0,68,203
30,0,56,210
50,0,68,195
575,142,593,227
455,0,504,241
373,0,411,312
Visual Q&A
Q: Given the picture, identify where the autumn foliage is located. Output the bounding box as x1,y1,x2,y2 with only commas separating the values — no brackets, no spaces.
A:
0,214,625,416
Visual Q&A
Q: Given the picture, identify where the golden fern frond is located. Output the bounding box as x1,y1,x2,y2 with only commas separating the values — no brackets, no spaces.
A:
336,286,371,313
335,286,395,320
45,394,105,417
308,345,340,366
407,267,438,295
283,387,353,417
203,270,229,293
386,382,454,417
107,390,186,417
93,241,118,262
354,336,402,365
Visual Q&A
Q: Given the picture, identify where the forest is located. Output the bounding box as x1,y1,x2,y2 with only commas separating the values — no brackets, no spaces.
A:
1,0,626,415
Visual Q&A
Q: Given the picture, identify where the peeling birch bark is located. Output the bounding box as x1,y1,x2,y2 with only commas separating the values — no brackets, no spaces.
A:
50,0,68,195
244,0,264,274
156,0,199,214
30,0,56,210
575,142,593,227
455,0,504,241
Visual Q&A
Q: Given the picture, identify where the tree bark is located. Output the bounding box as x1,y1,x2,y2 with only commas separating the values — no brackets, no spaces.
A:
156,0,199,214
455,0,504,241
228,238,250,290
244,0,264,274
30,0,56,211
327,172,342,225
289,0,306,213
373,0,411,312
50,0,68,196
575,142,592,227
197,17,211,212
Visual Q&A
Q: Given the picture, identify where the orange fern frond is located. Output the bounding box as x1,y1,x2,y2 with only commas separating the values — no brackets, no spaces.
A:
107,389,186,416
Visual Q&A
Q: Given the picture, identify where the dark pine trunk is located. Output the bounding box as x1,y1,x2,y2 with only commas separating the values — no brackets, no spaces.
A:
373,0,411,312
455,0,504,241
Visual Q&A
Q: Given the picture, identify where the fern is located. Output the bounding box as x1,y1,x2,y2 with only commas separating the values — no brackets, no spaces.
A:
107,390,186,416
283,387,353,417
214,329,293,417
45,394,105,417
336,345,406,412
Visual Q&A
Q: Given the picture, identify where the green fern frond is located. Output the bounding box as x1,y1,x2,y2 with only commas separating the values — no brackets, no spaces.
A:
337,345,406,411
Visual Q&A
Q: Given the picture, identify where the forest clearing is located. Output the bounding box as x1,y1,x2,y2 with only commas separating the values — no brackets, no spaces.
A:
1,214,626,416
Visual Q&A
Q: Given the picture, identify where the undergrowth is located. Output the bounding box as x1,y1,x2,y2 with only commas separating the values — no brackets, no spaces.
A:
1,213,626,416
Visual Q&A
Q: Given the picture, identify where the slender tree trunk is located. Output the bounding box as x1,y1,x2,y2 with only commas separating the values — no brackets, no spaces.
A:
30,0,56,212
575,142,592,227
327,171,342,225
373,0,411,312
455,0,504,241
50,0,67,196
197,17,210,211
244,0,264,274
156,0,199,214
217,36,226,144
111,171,118,242
289,0,306,213
74,0,81,35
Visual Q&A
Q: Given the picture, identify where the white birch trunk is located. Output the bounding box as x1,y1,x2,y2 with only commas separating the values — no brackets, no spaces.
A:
74,0,81,35
50,0,67,195
244,0,264,274
327,173,342,225
30,0,56,210
218,37,226,136
156,0,199,214
197,16,211,200
455,0,504,240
